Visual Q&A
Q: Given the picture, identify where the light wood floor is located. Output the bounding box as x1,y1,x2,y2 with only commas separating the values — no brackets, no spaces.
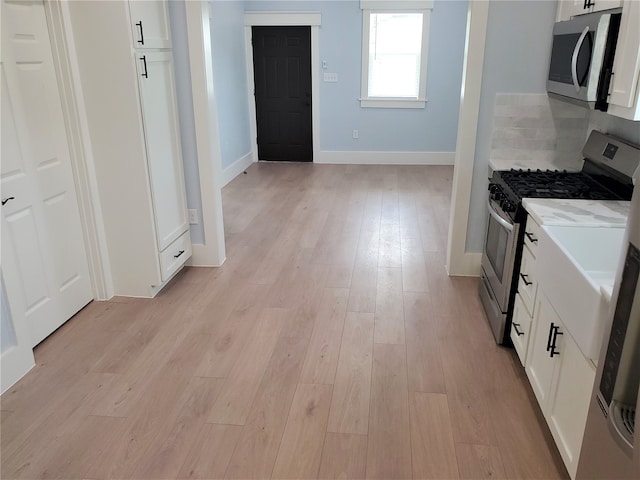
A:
0,163,568,479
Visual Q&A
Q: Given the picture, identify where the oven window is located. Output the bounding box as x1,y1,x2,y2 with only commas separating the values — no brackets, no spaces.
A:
549,32,593,86
485,215,508,283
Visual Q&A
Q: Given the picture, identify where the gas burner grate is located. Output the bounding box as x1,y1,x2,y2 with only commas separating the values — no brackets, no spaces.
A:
497,169,622,201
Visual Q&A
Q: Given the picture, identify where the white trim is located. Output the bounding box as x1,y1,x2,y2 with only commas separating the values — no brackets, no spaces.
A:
45,1,114,300
1,271,35,394
244,12,321,26
244,13,321,163
360,9,431,108
185,1,226,267
360,98,426,108
1,345,35,394
446,0,490,277
360,0,434,9
221,151,255,187
316,151,454,165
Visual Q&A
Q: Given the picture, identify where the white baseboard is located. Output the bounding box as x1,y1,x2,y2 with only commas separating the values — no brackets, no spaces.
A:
316,150,455,165
221,151,255,187
446,252,482,277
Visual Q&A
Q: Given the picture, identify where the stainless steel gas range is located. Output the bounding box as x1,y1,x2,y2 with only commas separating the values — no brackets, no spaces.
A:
479,130,640,345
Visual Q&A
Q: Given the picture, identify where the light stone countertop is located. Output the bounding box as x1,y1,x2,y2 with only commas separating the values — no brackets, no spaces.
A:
522,198,630,228
524,198,629,351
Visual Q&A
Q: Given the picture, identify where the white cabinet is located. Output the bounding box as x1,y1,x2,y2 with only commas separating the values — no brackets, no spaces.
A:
510,215,540,365
526,294,560,408
136,51,189,251
128,0,171,49
607,0,640,120
68,0,190,297
556,0,623,20
526,291,596,479
511,293,532,364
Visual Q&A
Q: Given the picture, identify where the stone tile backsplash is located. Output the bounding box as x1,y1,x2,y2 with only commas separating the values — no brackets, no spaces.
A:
489,93,590,172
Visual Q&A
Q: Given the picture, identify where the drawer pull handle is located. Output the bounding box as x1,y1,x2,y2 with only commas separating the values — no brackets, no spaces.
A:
525,232,538,244
512,322,524,336
136,21,144,45
2,196,15,206
174,250,185,258
140,55,148,78
520,273,533,286
550,324,563,357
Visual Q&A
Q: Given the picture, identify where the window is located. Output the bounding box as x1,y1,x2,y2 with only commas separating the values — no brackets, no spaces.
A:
360,1,433,108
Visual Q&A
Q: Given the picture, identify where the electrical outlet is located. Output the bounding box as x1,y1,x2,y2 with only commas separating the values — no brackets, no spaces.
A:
323,72,338,82
352,129,359,139
188,209,198,225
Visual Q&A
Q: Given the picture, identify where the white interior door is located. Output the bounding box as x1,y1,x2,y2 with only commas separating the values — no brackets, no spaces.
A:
1,0,93,347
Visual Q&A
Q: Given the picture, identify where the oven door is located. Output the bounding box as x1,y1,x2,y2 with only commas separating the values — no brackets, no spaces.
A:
481,199,519,312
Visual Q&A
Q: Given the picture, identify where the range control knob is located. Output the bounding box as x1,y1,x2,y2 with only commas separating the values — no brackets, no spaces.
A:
502,201,516,213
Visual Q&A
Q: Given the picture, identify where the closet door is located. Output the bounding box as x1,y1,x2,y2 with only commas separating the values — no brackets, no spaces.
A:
135,50,188,251
1,0,92,347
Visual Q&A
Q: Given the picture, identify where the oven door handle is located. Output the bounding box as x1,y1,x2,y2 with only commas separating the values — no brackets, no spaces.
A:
487,201,514,233
571,26,589,93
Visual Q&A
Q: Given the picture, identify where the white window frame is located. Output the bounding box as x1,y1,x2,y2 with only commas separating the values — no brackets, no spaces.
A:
360,0,433,108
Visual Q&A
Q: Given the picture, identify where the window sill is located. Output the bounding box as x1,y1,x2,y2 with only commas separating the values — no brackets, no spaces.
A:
360,98,427,109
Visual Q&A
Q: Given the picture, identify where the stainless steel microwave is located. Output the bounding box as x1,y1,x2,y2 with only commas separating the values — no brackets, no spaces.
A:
547,9,621,110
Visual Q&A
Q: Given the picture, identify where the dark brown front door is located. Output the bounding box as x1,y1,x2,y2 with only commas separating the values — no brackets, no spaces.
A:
252,26,312,162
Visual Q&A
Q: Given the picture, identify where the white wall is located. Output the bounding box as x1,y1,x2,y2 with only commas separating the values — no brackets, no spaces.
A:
465,0,558,253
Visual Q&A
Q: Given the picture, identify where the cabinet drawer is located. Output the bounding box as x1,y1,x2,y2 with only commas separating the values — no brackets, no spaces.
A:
518,246,538,315
523,216,541,257
511,293,532,366
159,230,191,282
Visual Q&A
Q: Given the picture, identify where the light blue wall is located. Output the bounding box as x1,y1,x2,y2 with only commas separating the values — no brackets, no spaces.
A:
465,0,558,253
168,0,205,243
210,0,252,167
245,0,468,152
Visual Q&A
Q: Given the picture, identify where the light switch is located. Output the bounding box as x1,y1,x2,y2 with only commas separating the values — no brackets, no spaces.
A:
323,72,338,82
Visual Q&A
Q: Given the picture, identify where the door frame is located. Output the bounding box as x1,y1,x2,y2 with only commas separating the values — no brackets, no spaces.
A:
244,12,321,163
46,0,114,299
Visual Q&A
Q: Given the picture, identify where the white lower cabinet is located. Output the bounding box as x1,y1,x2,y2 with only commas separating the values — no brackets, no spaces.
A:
511,293,532,364
68,0,190,297
526,291,595,479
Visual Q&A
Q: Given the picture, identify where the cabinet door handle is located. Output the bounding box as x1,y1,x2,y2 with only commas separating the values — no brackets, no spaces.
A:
512,322,524,336
173,250,185,259
546,322,555,352
140,55,148,78
136,21,144,45
520,273,533,286
525,232,538,244
1,196,15,206
549,324,563,358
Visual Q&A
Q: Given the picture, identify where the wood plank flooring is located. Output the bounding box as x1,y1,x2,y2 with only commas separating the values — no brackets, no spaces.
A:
0,163,568,479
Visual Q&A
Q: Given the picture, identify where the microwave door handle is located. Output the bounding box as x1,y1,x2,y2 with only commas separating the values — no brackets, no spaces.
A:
487,201,514,233
571,26,589,93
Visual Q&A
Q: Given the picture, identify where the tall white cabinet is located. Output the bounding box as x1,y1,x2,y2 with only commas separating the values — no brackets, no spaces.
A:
68,0,191,297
